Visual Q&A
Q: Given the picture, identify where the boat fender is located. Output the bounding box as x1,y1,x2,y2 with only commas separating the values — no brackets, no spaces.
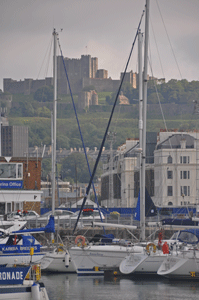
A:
162,242,170,254
146,243,156,254
75,235,86,247
65,251,69,267
31,282,40,300
13,235,17,245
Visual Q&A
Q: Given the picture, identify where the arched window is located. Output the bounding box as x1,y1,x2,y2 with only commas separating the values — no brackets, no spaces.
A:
168,201,173,206
168,155,172,164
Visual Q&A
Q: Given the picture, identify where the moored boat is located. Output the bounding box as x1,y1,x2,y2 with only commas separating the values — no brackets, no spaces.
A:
0,264,49,300
157,250,199,280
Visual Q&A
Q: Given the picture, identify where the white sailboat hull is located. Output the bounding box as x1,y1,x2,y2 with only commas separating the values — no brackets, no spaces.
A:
40,251,76,273
157,251,199,279
69,245,144,276
119,252,170,275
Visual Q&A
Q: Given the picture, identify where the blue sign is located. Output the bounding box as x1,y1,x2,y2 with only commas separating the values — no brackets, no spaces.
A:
0,266,30,285
0,180,23,189
0,245,41,254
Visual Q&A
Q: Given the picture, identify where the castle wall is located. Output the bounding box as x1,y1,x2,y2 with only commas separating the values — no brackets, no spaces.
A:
4,54,136,95
82,78,120,92
3,78,53,95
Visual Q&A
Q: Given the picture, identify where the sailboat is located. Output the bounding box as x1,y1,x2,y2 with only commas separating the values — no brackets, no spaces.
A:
0,264,49,300
69,4,148,277
39,29,76,273
0,215,55,265
157,228,199,279
157,248,199,280
119,0,178,276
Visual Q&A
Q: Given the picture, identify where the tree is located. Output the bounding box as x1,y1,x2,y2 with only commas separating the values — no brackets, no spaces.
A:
61,152,102,183
41,158,51,180
36,106,51,118
34,86,53,102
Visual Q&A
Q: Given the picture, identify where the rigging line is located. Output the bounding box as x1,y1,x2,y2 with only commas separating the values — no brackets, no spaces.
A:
57,39,105,233
57,42,100,205
148,53,173,150
149,16,165,79
112,102,122,134
45,38,53,78
37,36,53,80
72,9,145,234
155,0,182,79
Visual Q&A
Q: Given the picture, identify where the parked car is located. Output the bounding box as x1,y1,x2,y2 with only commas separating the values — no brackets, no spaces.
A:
7,210,40,220
75,208,105,221
33,208,105,222
37,209,77,221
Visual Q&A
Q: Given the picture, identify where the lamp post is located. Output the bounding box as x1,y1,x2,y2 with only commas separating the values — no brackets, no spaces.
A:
193,100,199,211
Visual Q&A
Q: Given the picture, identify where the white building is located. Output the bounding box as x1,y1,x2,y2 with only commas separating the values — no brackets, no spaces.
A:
154,132,198,207
101,138,154,208
101,131,199,209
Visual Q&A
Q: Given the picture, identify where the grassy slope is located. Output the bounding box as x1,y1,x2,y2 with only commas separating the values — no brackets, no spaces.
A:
9,92,199,149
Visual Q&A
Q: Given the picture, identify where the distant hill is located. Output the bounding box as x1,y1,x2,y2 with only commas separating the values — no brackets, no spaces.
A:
4,78,199,150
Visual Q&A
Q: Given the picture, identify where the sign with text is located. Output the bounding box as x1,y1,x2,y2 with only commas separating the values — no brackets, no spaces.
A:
0,180,23,189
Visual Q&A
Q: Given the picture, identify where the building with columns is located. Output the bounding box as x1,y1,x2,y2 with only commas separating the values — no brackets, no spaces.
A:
101,131,199,209
154,132,198,207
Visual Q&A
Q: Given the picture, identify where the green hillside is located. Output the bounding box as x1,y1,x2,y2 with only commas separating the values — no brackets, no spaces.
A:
5,78,199,151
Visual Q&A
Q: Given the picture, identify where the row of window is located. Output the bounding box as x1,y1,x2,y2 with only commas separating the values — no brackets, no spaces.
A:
167,186,190,197
167,155,190,164
167,170,190,179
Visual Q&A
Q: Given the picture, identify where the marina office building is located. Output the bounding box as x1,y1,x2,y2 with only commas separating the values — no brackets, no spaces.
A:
0,125,42,215
100,130,199,209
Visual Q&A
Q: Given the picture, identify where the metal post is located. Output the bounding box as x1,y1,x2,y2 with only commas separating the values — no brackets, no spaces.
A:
141,0,150,241
52,28,58,216
51,28,58,242
138,29,143,236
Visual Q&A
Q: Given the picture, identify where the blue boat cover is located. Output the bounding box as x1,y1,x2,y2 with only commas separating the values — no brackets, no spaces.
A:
134,188,157,221
162,218,199,226
13,215,55,234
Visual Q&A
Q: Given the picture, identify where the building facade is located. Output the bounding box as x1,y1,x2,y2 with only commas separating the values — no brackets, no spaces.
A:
101,131,198,209
0,157,42,215
154,132,198,207
1,126,28,157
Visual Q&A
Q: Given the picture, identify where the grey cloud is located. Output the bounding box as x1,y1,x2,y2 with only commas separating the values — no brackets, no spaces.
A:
0,0,199,90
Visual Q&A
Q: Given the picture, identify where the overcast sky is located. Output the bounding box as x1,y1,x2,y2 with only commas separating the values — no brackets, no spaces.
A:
0,0,199,90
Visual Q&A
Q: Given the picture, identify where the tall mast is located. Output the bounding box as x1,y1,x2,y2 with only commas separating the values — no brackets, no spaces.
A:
52,28,58,217
138,29,143,235
141,0,150,241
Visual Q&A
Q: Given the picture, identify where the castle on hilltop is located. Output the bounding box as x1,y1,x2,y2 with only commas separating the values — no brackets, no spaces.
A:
3,54,137,96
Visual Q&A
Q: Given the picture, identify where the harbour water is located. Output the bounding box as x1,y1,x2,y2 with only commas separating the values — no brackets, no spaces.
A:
42,273,199,300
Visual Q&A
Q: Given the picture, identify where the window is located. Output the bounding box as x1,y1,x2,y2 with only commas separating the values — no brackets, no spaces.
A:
180,156,190,164
167,170,173,179
168,155,172,164
0,163,23,179
6,203,11,213
167,186,173,196
181,186,190,196
184,186,187,196
180,171,190,179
